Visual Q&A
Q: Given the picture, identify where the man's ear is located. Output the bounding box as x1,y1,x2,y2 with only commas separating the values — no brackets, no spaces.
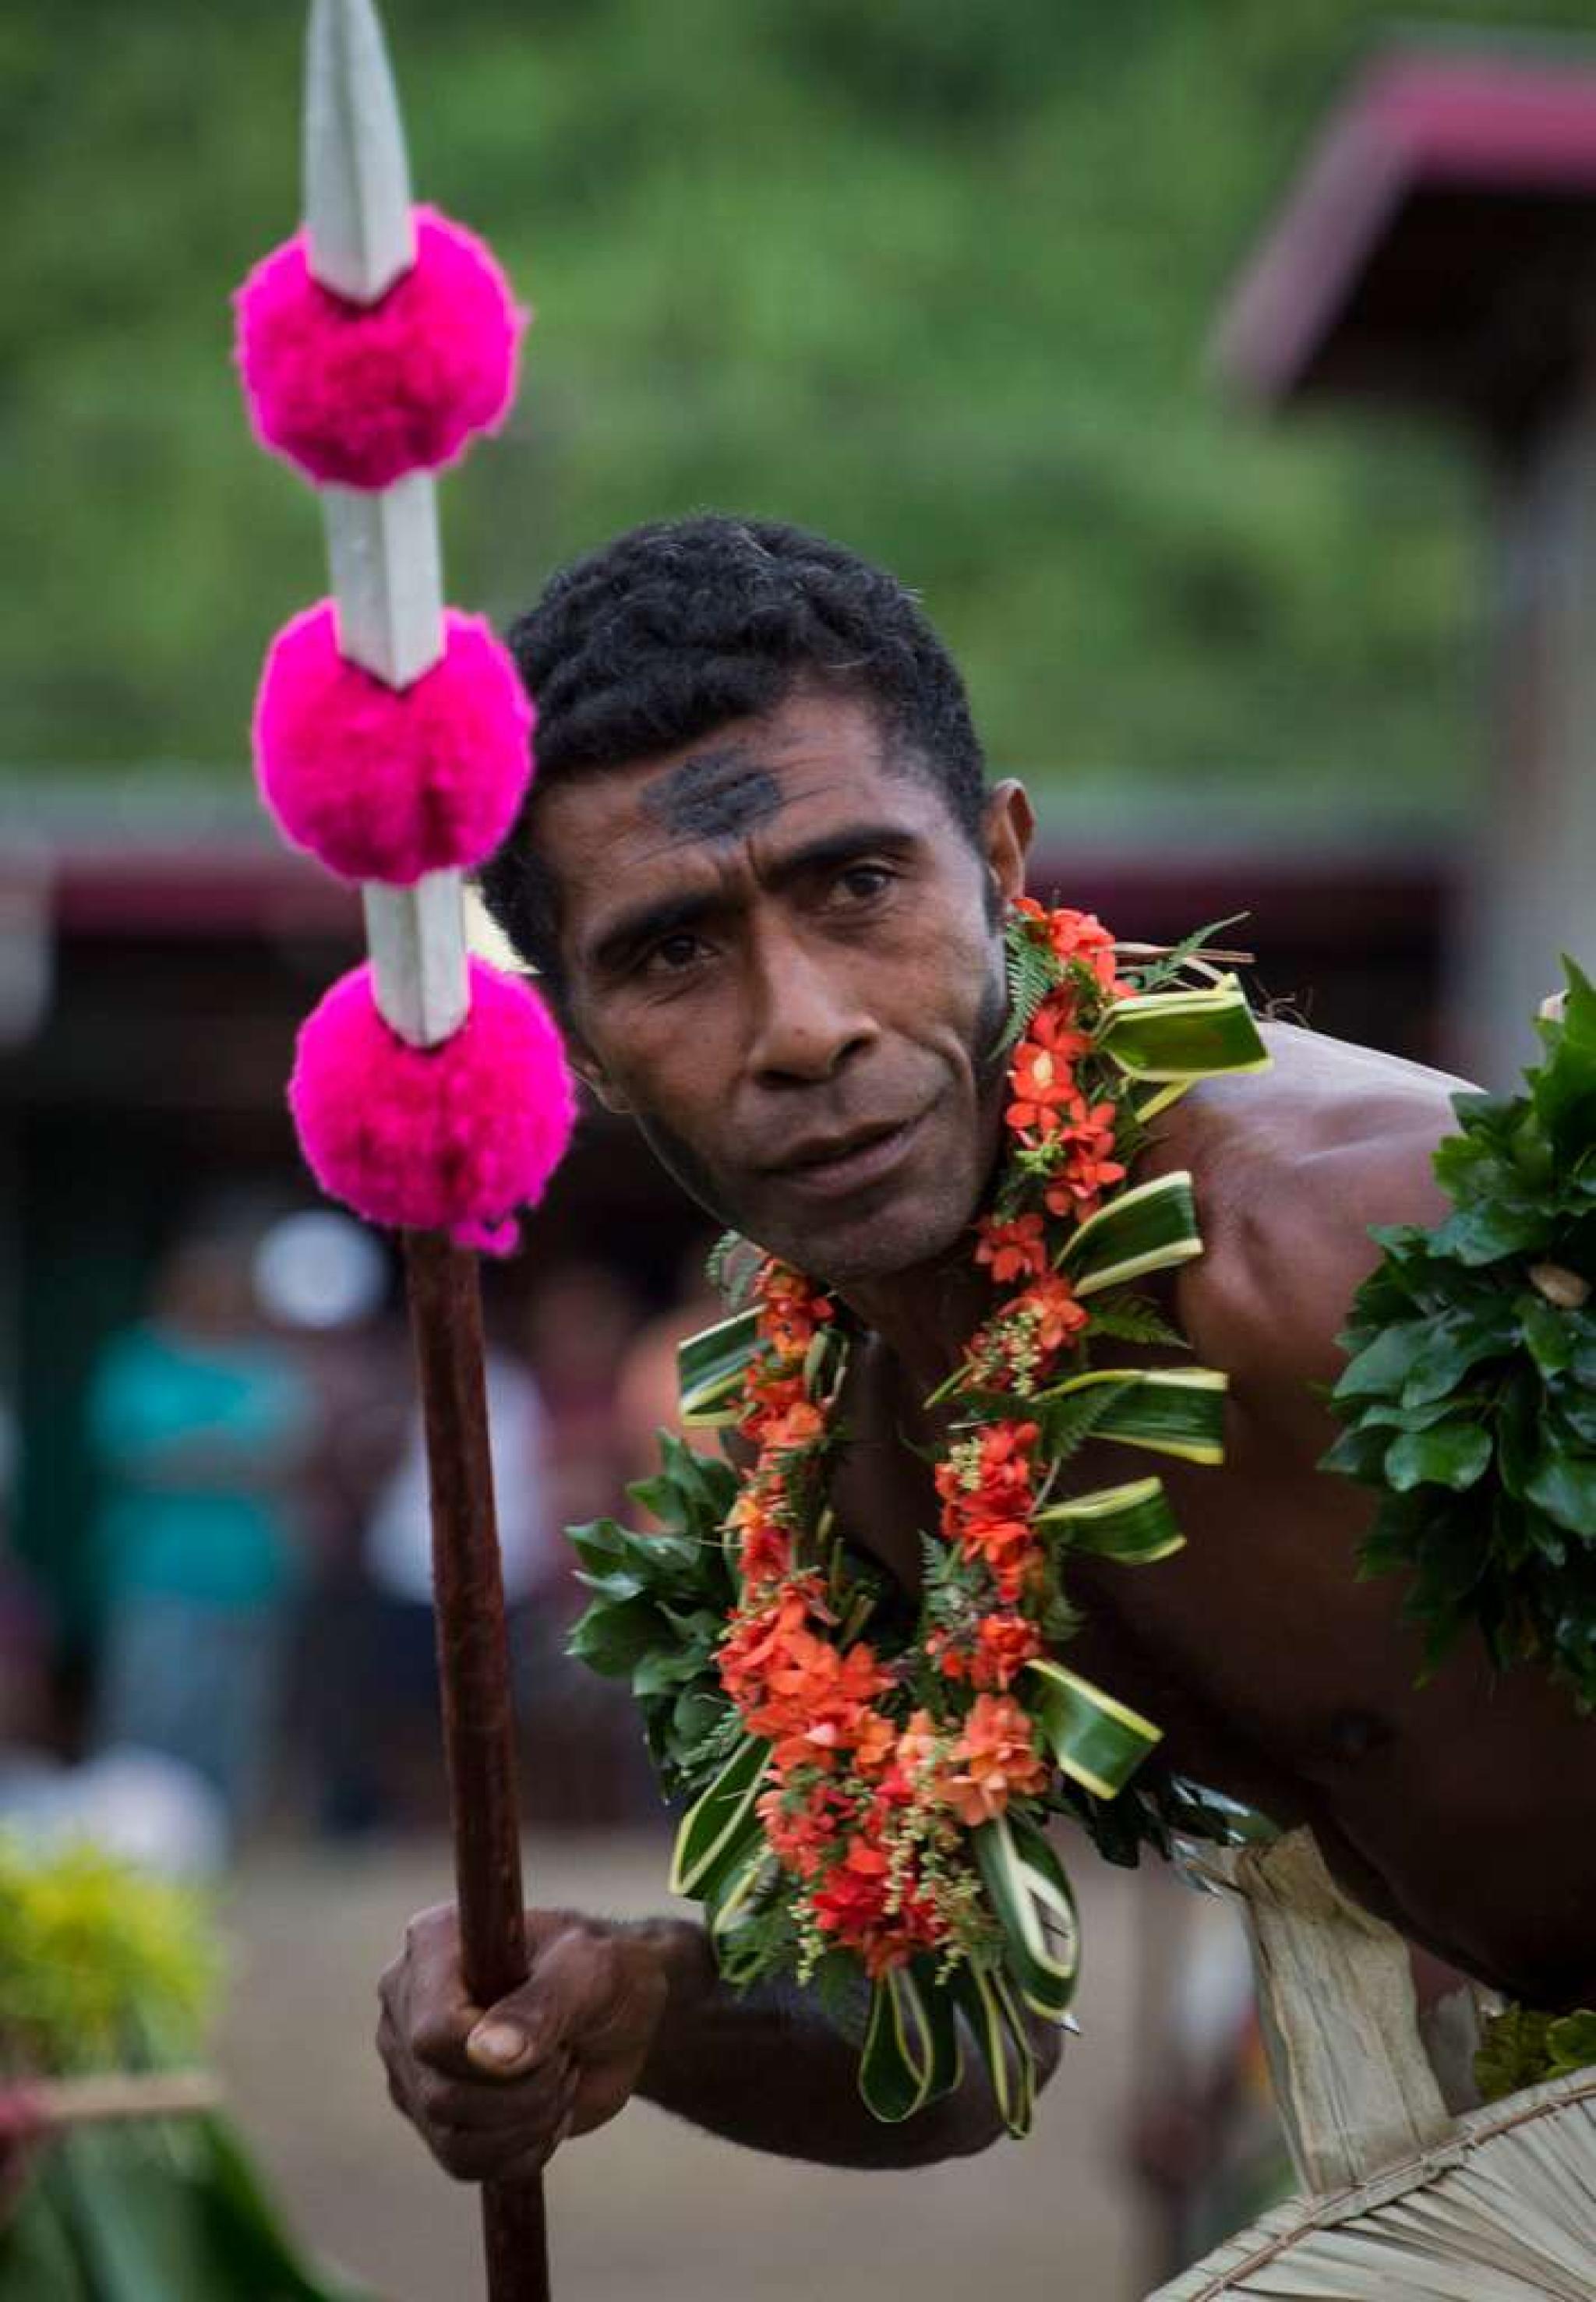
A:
983,779,1035,908
564,1029,634,1117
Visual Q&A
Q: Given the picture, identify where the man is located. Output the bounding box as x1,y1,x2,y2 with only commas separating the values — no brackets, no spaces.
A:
378,515,1595,2182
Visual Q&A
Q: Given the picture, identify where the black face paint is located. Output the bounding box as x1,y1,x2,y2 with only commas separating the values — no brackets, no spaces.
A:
646,747,783,843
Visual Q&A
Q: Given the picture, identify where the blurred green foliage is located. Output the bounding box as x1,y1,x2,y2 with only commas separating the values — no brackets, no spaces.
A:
4,0,1595,800
0,1838,217,2076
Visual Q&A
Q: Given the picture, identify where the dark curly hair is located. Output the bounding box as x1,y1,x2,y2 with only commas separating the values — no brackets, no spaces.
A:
477,515,987,1000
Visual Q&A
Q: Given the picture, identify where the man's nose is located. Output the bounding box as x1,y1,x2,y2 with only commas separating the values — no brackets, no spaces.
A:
746,931,877,1086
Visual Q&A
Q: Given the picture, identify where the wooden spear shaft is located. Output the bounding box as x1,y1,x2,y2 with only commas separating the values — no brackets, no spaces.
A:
404,1232,549,2298
300,5,549,2294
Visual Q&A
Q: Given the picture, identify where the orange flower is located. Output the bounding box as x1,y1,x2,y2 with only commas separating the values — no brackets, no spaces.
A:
757,1778,849,1880
975,1212,1048,1285
1012,899,1127,997
1012,1270,1089,1356
943,1693,1050,1826
936,1420,1039,1520
747,1628,895,1771
1029,997,1093,1057
977,1420,1040,1482
810,1837,892,1940
808,1812,949,1975
738,1371,807,1441
850,1706,899,1777
717,1581,820,1708
1043,1100,1127,1223
894,1707,943,1786
725,1479,796,1587
1007,997,1092,1136
952,1513,1034,1579
756,1398,826,1454
966,1613,1044,1692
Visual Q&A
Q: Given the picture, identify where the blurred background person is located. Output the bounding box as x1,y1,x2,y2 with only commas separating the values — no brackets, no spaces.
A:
522,1258,644,1531
83,1216,312,1847
251,1208,411,1837
613,1239,726,1488
357,1276,559,1827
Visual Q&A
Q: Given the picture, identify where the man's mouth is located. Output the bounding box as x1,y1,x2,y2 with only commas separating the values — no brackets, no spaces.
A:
764,1114,926,1199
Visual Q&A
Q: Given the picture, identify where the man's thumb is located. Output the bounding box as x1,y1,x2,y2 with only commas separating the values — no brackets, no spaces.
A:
465,2013,537,2076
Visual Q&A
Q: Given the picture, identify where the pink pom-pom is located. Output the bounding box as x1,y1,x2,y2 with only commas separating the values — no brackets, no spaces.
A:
235,206,526,489
288,960,575,1255
254,601,534,884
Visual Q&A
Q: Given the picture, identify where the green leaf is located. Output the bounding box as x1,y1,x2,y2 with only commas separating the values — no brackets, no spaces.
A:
1062,1171,1202,1296
630,1644,703,1697
1123,912,1252,994
565,1517,629,1573
1078,1294,1188,1349
1531,959,1596,1167
1522,1298,1577,1378
997,924,1065,1055
1037,1367,1227,1465
1524,1448,1596,1540
677,1308,760,1425
1432,1199,1553,1266
974,1812,1079,2019
1096,978,1270,1082
1333,1320,1431,1402
1546,2009,1596,2080
1400,1307,1519,1406
669,1734,770,1898
1475,2005,1555,2103
1552,1383,1596,1449
567,1594,666,1678
704,1844,775,1945
192,2117,370,2300
574,1564,649,1604
860,1965,945,2123
1026,1373,1137,1465
1026,1657,1161,1798
952,1965,1038,2139
37,2126,211,2302
1384,1421,1492,1494
1319,1422,1391,1483
1358,1398,1466,1434
0,2165,94,2302
1034,1475,1185,1565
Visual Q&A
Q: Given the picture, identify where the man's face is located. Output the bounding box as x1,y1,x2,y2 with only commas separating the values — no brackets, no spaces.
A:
537,687,1031,1287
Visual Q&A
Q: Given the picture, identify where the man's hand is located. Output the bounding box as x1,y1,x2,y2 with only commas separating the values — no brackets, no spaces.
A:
377,1904,673,2183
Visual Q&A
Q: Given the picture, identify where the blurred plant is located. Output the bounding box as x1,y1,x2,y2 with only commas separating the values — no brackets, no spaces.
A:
0,1838,369,2300
0,1838,219,2079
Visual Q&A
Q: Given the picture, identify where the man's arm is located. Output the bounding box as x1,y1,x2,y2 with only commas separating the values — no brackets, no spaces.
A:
378,1904,1058,2177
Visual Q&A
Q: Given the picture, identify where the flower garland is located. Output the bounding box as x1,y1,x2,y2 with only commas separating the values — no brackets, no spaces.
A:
573,902,1272,2128
712,909,1132,1980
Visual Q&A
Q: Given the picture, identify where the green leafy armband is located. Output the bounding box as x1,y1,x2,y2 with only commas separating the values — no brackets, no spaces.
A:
1322,962,1596,1707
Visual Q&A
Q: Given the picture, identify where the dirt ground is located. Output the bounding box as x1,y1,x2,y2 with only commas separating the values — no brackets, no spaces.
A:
215,1827,1181,2302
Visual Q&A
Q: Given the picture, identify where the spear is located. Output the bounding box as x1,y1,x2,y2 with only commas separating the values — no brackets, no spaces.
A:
297,3,549,2293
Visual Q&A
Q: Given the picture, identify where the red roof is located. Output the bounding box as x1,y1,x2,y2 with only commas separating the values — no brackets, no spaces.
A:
1214,50,1596,429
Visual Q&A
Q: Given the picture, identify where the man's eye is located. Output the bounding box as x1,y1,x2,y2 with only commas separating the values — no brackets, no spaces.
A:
834,863,894,903
643,932,704,974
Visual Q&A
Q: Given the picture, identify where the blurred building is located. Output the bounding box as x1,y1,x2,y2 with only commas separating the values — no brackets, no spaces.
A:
1215,43,1596,1085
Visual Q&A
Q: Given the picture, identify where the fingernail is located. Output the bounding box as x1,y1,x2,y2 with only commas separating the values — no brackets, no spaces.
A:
468,2021,530,2070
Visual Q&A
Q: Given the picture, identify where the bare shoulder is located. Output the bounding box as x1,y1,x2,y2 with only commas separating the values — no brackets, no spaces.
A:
1157,1022,1475,1407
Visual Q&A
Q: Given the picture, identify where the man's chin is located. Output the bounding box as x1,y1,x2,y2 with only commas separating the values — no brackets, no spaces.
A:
744,1193,973,1290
